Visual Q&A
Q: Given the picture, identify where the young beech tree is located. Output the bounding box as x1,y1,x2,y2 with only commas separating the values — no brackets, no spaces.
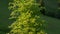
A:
8,0,47,34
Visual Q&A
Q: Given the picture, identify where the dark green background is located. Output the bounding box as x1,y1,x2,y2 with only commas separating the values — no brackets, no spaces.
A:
0,0,11,29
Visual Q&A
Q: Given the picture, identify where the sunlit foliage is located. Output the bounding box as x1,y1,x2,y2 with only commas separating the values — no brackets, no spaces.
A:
8,0,47,34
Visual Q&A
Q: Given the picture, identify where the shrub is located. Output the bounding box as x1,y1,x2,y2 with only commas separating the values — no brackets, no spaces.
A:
7,0,47,34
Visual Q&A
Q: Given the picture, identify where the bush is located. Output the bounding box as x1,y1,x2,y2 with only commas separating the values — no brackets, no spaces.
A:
8,0,47,34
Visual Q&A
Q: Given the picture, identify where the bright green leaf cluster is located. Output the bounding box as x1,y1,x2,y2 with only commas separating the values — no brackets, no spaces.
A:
8,0,47,34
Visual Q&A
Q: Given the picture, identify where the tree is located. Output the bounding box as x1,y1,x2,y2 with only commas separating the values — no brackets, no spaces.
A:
7,0,47,34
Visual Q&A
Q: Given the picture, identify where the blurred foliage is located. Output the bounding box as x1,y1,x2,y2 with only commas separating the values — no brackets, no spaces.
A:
7,0,47,34
0,31,5,34
43,0,60,19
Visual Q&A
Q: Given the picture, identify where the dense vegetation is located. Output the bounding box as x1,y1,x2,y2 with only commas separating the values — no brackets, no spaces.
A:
7,0,47,34
0,0,60,34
